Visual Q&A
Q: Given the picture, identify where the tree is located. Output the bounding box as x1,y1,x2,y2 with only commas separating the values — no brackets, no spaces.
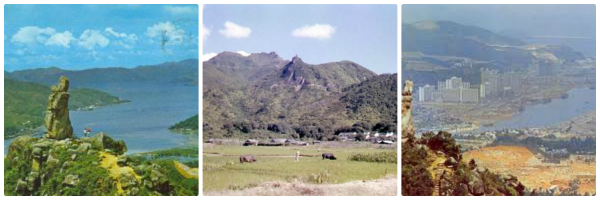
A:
355,134,366,141
401,138,434,195
352,122,371,133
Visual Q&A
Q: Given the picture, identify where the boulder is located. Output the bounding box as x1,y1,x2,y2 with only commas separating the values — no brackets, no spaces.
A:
62,174,79,187
87,133,127,155
15,179,29,195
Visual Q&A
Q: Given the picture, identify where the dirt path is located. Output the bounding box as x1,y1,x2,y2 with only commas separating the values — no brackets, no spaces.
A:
204,175,397,196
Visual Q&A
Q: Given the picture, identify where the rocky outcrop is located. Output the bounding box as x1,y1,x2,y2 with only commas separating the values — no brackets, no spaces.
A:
401,80,415,141
435,156,526,196
4,76,194,196
82,132,127,155
44,76,73,140
4,133,182,195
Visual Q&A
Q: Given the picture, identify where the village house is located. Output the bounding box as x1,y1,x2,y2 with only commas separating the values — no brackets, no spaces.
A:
243,139,258,146
270,138,287,144
338,132,357,141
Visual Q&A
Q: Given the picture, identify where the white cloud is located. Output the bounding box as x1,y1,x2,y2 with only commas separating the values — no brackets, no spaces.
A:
219,21,251,38
237,51,250,57
163,5,196,15
146,21,185,45
203,52,218,62
202,24,211,41
78,30,110,50
11,26,56,45
291,24,335,40
9,26,105,51
45,31,75,48
104,27,137,42
105,27,137,49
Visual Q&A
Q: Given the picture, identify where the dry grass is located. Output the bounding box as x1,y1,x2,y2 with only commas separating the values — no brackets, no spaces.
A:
204,175,397,196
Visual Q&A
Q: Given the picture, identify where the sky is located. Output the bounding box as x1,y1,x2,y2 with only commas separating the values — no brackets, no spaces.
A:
203,4,398,74
4,4,199,72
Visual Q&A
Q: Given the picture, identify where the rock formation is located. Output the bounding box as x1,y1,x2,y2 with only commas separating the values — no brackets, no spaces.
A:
44,76,73,140
4,76,197,196
401,80,415,141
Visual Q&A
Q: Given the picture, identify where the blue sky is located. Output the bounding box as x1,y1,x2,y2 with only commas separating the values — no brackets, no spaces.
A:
4,4,199,72
203,4,397,74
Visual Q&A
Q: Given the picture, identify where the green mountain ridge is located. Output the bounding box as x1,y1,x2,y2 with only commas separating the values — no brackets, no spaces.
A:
6,59,199,88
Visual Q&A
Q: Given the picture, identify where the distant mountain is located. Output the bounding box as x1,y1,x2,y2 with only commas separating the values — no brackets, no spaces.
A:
403,20,585,70
6,59,199,88
131,59,199,85
406,20,525,46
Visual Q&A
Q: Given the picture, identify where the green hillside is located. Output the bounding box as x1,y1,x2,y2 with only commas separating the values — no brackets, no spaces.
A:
169,115,199,134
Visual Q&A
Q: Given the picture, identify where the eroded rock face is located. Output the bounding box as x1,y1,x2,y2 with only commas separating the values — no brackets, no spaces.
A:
44,76,73,140
401,80,415,141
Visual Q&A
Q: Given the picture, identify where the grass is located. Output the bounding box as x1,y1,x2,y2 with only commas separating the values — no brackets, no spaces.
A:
348,152,397,163
203,145,397,192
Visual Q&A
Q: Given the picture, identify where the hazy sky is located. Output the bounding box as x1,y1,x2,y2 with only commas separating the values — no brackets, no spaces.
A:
203,4,398,74
402,4,595,38
4,5,199,72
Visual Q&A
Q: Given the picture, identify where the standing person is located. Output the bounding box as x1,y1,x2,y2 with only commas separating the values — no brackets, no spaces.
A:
295,151,300,162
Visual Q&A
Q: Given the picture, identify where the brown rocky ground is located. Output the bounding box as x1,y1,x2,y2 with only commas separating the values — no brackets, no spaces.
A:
463,146,596,195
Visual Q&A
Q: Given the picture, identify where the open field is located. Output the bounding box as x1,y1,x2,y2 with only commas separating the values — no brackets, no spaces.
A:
204,175,397,196
464,145,596,195
203,144,397,195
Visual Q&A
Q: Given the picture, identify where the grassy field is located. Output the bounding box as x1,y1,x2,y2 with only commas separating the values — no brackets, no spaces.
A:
203,144,397,193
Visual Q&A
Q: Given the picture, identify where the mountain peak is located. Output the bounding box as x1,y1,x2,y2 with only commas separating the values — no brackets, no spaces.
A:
247,51,283,62
291,55,303,64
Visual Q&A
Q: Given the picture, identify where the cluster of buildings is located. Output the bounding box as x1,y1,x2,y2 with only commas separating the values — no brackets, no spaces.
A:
418,77,480,103
417,68,524,103
338,132,396,143
480,68,524,99
243,138,309,146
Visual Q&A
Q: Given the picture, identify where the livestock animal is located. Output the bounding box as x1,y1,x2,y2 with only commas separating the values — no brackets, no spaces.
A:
239,155,257,163
322,153,337,160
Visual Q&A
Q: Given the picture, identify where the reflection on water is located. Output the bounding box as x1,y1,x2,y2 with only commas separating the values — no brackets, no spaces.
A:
480,87,595,132
5,82,198,155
